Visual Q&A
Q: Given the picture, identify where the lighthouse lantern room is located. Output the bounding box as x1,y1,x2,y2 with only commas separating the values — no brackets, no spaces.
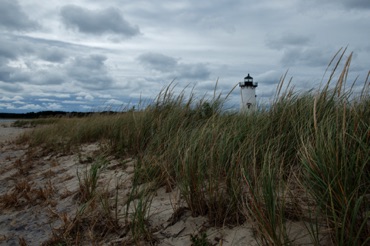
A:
239,73,258,113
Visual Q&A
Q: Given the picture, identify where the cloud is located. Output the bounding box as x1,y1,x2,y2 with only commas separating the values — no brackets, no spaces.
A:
0,0,40,31
138,52,210,80
75,92,94,101
197,15,236,34
0,35,36,63
0,33,115,89
31,69,66,85
264,33,336,69
41,102,63,110
1,95,24,101
266,33,311,50
281,47,333,67
0,35,73,86
0,55,67,86
0,81,23,92
137,53,178,72
1,0,369,113
0,40,18,60
39,47,67,63
66,54,114,90
60,5,140,38
327,0,370,9
16,103,43,111
0,64,31,84
106,99,124,105
301,0,370,11
0,34,118,111
257,70,284,86
0,66,12,82
344,0,370,9
177,63,211,80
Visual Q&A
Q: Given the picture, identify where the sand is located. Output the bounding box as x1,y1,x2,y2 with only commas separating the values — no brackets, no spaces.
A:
0,124,314,245
0,122,31,144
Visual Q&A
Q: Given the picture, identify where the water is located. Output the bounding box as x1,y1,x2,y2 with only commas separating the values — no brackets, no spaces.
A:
0,119,16,123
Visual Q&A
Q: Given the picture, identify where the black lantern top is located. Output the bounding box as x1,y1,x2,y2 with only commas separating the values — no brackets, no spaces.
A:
239,73,258,88
244,74,253,83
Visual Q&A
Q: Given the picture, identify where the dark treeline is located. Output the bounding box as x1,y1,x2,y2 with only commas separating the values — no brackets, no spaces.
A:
0,111,119,119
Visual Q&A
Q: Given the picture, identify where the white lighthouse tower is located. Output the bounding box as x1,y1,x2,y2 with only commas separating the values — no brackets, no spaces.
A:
239,73,258,113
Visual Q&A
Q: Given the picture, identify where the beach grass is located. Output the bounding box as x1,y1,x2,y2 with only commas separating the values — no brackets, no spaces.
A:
19,49,370,245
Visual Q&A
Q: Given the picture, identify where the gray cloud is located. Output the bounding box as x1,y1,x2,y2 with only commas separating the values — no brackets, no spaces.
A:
0,34,74,68
266,33,311,50
0,66,12,82
0,35,35,62
0,34,113,88
30,68,66,85
66,54,114,90
0,66,17,82
0,35,65,85
347,0,370,9
257,70,284,86
0,41,18,60
281,47,333,67
0,81,23,93
0,0,39,31
0,34,115,95
138,53,178,72
138,52,210,80
1,0,369,113
177,63,211,80
0,56,32,84
302,0,370,10
60,5,140,37
265,33,337,69
39,47,67,63
128,0,242,32
328,0,370,9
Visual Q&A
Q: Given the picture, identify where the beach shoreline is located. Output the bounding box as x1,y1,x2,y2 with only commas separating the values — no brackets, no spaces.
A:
0,121,31,144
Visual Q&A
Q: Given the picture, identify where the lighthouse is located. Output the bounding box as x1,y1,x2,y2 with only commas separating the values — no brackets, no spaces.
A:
239,73,258,113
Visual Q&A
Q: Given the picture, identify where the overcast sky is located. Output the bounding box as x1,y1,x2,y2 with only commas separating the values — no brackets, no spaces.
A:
0,0,369,113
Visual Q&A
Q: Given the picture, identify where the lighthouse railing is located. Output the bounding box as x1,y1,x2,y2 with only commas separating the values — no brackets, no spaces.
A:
239,82,258,88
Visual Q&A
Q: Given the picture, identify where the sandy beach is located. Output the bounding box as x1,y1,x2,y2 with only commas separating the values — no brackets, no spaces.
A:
0,122,30,144
0,124,315,245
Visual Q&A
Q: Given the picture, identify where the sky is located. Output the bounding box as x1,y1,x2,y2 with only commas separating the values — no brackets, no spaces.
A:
0,0,369,113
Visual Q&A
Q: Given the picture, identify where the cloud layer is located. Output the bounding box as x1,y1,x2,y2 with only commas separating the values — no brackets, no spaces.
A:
0,0,369,113
138,53,210,80
60,5,140,38
0,0,39,31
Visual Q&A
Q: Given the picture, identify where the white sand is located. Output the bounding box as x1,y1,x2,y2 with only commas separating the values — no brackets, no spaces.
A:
0,122,31,143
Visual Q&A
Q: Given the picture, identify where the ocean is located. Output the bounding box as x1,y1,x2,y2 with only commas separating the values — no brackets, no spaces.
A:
0,119,16,123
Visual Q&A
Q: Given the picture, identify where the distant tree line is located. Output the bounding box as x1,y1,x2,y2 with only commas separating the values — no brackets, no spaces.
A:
0,111,119,119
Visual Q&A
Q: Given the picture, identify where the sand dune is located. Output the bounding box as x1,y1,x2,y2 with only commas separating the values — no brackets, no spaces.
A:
0,124,314,245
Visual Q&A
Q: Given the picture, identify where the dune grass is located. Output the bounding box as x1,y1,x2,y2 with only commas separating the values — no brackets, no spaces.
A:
20,49,370,245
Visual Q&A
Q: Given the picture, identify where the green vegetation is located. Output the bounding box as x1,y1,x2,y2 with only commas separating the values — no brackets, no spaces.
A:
191,232,212,246
19,49,370,245
12,118,61,128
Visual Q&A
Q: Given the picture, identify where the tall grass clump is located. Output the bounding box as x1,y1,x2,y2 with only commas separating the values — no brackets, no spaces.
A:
22,49,369,245
124,159,158,244
298,50,370,245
